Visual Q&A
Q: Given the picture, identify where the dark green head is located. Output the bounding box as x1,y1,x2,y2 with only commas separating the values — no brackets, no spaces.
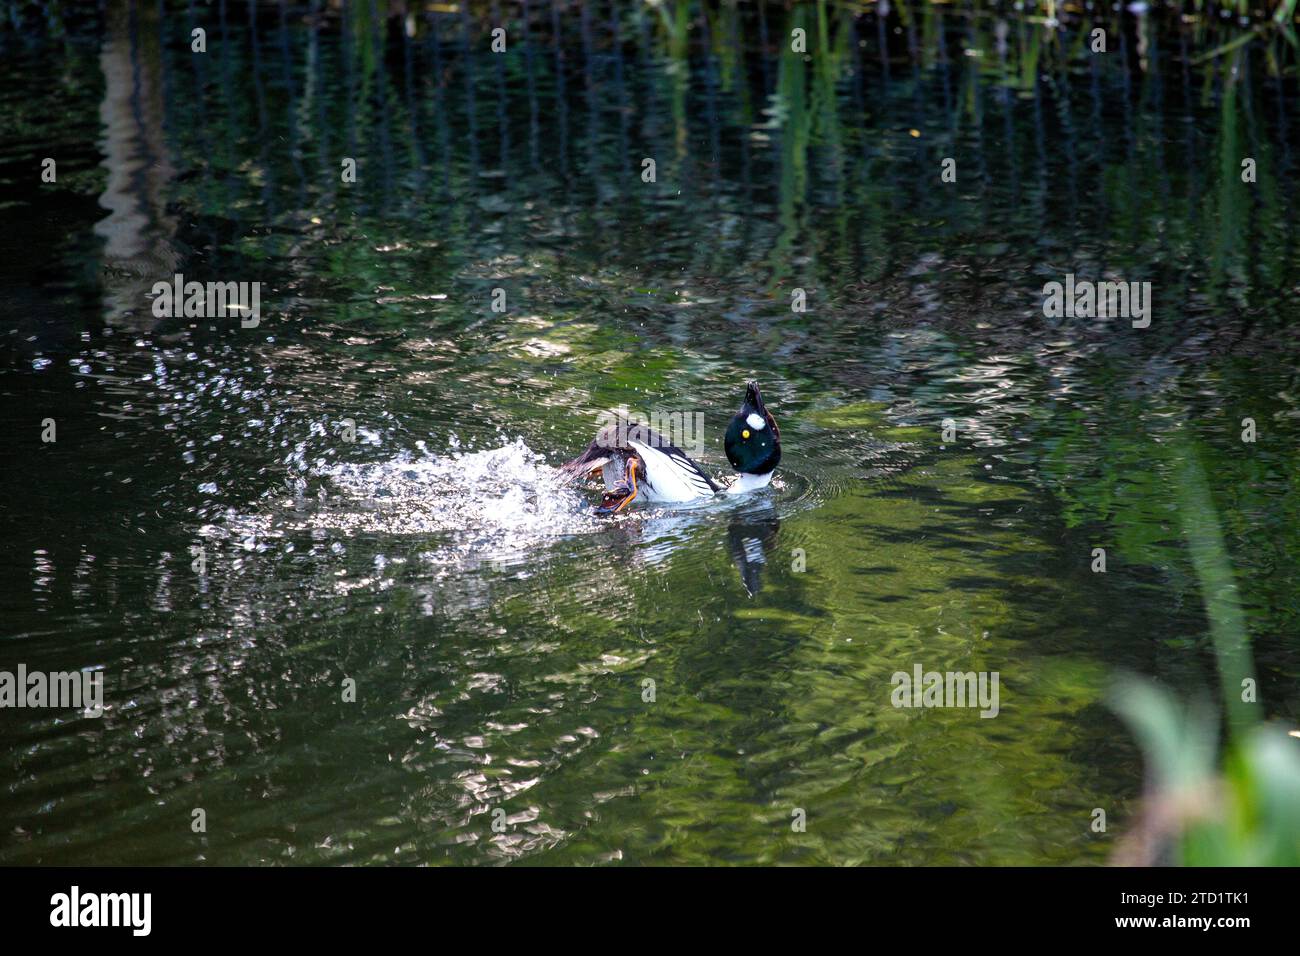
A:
724,381,781,476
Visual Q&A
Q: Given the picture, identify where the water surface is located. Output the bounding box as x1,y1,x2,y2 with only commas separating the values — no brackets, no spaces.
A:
2,1,1299,865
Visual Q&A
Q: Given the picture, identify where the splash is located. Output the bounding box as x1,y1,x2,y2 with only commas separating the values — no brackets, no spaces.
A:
213,439,598,569
319,438,594,543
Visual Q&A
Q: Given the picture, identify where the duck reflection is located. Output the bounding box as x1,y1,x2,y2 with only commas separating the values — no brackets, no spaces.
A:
726,504,781,596
585,497,781,595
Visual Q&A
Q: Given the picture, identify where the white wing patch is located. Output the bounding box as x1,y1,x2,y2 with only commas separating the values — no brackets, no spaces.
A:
746,412,767,430
628,439,716,502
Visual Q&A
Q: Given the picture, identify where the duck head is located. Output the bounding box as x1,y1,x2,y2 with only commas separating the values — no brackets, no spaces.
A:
724,381,781,477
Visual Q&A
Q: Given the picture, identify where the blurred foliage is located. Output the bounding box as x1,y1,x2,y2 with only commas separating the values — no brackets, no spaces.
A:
1106,434,1300,865
1112,679,1300,865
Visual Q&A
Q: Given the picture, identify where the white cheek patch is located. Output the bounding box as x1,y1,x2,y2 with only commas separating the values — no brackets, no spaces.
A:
746,412,767,431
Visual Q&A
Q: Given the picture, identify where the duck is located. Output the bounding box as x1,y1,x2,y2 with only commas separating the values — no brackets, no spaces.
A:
561,381,781,515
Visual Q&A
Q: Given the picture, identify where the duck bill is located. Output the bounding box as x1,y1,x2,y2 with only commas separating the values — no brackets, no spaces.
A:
592,459,640,516
593,485,635,516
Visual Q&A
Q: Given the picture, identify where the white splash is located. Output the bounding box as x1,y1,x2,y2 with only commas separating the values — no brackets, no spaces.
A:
214,439,597,570
319,438,595,542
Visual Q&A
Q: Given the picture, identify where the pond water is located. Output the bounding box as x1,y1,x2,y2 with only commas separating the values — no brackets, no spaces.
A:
2,1,1298,865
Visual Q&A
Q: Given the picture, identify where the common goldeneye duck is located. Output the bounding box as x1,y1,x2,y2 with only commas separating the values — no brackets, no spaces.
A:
562,380,782,515
723,380,781,493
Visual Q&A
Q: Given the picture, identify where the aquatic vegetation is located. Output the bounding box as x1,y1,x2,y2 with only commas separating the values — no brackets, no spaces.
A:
1111,680,1300,866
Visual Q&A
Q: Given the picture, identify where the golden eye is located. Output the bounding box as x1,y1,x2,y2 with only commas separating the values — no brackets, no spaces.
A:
742,429,750,439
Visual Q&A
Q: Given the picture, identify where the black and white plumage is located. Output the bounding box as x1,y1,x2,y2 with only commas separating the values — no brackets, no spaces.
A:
562,382,781,515
560,421,718,513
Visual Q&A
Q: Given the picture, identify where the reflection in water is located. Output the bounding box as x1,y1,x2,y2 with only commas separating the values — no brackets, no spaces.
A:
727,503,781,596
94,0,179,324
2,3,1300,866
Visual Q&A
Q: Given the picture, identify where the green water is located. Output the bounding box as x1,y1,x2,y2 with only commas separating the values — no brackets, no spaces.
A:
2,1,1299,865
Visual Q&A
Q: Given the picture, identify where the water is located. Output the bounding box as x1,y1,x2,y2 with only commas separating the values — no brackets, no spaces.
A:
2,1,1299,865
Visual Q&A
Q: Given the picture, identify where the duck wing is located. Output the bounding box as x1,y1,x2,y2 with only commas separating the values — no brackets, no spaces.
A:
562,420,717,500
623,423,719,500
558,420,632,485
558,442,613,485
